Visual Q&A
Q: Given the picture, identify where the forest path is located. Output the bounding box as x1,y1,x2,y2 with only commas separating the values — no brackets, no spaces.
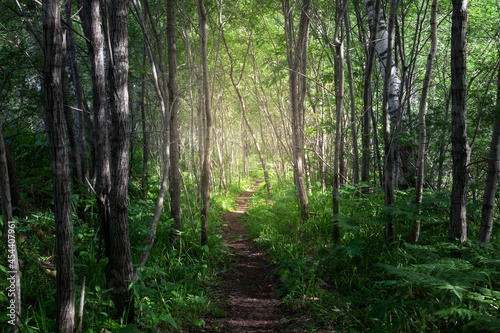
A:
199,180,284,332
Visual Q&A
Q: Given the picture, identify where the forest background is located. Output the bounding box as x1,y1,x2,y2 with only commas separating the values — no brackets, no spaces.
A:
0,0,500,331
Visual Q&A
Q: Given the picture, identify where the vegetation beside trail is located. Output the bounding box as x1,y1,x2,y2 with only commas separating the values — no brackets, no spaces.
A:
245,180,500,332
0,168,255,332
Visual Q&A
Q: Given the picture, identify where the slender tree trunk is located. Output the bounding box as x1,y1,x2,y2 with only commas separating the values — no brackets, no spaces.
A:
107,0,135,322
42,0,75,330
332,0,347,242
80,0,112,255
345,12,359,186
198,0,212,245
2,139,22,217
140,41,149,199
412,0,439,243
283,0,311,222
0,121,21,332
167,0,182,243
437,92,451,191
360,0,379,188
450,0,470,244
61,29,82,186
479,57,500,243
65,0,90,183
242,113,249,177
381,0,399,244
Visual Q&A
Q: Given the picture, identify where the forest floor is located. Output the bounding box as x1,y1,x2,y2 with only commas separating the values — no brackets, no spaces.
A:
194,180,311,332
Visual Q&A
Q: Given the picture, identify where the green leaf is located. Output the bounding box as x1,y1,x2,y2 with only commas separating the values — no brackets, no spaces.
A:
161,313,178,329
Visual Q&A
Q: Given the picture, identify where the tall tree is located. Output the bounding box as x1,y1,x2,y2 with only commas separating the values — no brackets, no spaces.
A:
479,57,500,243
167,0,182,243
79,0,111,256
345,11,359,186
282,0,311,222
381,0,399,244
412,0,439,243
449,0,470,244
358,0,378,188
198,0,212,245
65,0,90,183
42,0,75,330
332,0,347,242
107,0,136,322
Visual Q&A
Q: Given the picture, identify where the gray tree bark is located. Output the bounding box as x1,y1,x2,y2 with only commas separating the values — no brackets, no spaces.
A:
380,0,399,244
65,0,90,182
345,12,359,186
42,0,75,330
282,0,311,222
107,0,135,322
79,0,111,256
198,0,212,245
479,57,500,243
167,0,183,243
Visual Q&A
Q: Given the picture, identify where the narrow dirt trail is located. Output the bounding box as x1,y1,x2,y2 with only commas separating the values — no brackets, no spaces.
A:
201,180,282,332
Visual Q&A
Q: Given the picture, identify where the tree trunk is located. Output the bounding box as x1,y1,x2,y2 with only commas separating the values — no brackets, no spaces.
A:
0,121,21,332
140,40,149,199
80,0,112,254
167,0,182,243
412,0,439,243
283,0,311,222
380,0,399,244
332,0,347,242
42,0,75,330
449,0,469,244
3,139,22,217
198,0,212,245
107,0,135,322
65,0,90,183
61,29,82,186
364,0,401,123
345,12,359,186
360,0,379,188
479,57,500,243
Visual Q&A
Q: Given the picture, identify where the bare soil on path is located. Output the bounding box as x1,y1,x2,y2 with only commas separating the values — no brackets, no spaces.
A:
196,180,304,332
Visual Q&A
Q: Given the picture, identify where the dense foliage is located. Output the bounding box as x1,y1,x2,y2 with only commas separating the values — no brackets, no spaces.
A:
0,0,499,331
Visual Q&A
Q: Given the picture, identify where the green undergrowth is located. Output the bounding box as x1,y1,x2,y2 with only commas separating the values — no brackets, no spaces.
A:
244,180,500,332
0,174,255,332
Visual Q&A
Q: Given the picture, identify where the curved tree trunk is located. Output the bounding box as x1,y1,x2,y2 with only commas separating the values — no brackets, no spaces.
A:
412,0,439,243
222,31,271,193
